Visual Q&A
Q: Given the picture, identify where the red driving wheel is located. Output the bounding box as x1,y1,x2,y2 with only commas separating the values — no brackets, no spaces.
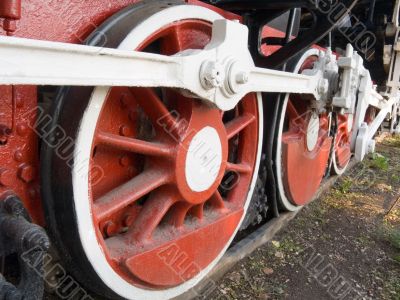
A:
276,54,333,210
87,19,260,287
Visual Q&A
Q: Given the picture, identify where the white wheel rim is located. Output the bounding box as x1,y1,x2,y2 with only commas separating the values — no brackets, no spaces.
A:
275,48,320,212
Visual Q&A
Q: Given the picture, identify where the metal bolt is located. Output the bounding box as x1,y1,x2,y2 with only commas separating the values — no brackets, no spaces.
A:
119,125,133,137
16,124,28,136
18,164,35,183
14,150,23,162
103,221,118,237
0,169,12,187
119,155,131,167
236,71,249,84
3,19,16,36
123,215,134,227
200,60,225,89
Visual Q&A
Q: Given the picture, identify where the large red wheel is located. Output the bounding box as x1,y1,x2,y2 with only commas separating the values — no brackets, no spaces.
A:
275,50,333,211
41,2,263,299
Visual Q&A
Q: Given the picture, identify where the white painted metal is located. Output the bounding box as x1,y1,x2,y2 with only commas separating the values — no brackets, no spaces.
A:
333,43,400,161
306,113,320,152
248,67,320,96
185,126,222,192
333,44,362,111
72,5,264,300
0,36,180,86
355,95,398,161
0,19,325,111
347,114,353,133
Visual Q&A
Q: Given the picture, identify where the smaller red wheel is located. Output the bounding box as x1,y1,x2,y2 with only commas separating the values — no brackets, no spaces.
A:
276,50,333,211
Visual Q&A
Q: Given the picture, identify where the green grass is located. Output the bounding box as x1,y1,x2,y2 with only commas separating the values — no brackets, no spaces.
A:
394,255,400,264
391,174,400,184
338,178,353,194
384,277,400,300
356,235,371,246
279,238,302,253
389,229,400,250
368,153,389,171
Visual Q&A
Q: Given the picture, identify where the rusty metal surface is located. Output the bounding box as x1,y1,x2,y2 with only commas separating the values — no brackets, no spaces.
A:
1,0,140,42
0,0,21,20
0,0,142,224
0,87,43,224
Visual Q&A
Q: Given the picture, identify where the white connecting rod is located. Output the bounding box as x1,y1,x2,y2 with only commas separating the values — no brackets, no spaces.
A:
0,19,321,110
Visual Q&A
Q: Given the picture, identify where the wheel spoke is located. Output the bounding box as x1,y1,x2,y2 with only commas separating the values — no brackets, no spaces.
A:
209,191,226,210
287,99,301,120
225,113,256,140
94,170,169,223
319,116,329,128
167,202,192,227
226,162,252,174
189,203,204,220
161,25,183,54
96,131,174,157
129,87,178,131
129,189,178,241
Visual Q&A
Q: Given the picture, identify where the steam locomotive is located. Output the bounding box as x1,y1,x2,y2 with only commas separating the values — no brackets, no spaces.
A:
0,0,398,299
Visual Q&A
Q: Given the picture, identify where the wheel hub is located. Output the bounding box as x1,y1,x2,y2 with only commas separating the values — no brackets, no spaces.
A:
185,126,223,192
174,107,228,205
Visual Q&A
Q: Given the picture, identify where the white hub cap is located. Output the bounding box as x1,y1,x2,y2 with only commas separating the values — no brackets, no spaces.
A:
185,126,222,192
306,113,320,151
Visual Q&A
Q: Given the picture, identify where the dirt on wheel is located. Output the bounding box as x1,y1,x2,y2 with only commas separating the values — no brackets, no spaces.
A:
209,136,400,300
